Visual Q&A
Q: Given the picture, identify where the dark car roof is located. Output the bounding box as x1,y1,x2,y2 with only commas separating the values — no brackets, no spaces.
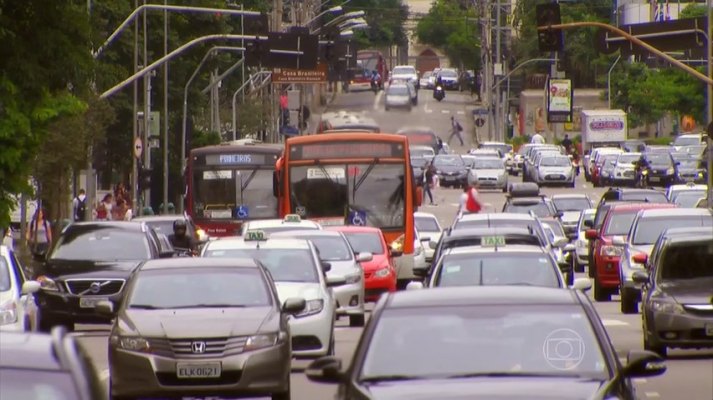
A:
385,286,578,308
139,257,260,271
0,331,63,370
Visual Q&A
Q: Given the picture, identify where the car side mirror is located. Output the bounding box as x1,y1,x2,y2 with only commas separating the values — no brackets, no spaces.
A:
631,270,650,284
21,280,41,295
305,356,344,384
326,276,347,287
632,253,648,265
321,261,332,273
585,229,598,240
282,297,306,315
406,281,424,290
611,236,627,246
356,252,373,262
584,219,593,228
412,265,429,278
571,278,592,292
622,350,666,378
95,300,114,317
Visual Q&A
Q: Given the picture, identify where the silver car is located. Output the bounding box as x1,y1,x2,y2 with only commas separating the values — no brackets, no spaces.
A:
534,154,575,187
573,209,595,273
271,230,367,327
385,83,412,111
202,236,338,358
391,65,419,89
469,157,508,191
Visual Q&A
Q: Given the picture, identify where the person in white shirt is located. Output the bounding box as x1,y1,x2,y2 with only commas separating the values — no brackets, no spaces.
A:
531,133,545,144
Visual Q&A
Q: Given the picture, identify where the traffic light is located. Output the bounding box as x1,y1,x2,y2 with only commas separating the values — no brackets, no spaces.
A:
535,2,564,52
139,167,152,192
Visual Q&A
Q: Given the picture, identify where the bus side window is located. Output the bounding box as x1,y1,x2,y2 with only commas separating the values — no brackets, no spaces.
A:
273,170,280,197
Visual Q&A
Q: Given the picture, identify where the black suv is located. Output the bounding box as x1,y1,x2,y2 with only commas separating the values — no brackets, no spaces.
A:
643,152,678,187
502,183,557,218
0,326,105,400
34,221,172,331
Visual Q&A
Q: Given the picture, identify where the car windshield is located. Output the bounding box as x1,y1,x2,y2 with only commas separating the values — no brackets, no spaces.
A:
673,136,701,147
632,215,713,245
435,253,560,288
192,167,278,221
289,163,405,229
541,221,565,238
142,220,193,237
49,227,151,262
410,157,428,168
504,202,553,218
388,86,409,95
603,211,638,236
343,232,385,255
393,67,415,75
204,248,319,282
0,258,11,291
617,154,640,164
301,236,352,261
360,305,608,381
480,144,512,154
672,192,706,208
434,156,464,167
645,154,672,166
540,157,570,167
578,211,595,231
415,216,440,232
553,198,590,212
128,268,271,308
659,241,713,281
473,159,504,169
0,370,79,400
410,147,434,158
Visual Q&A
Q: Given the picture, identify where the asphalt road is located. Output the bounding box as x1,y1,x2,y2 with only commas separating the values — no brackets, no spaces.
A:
75,88,713,400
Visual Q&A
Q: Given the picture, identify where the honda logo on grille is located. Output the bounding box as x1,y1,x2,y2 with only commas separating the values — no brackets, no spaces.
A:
191,341,206,354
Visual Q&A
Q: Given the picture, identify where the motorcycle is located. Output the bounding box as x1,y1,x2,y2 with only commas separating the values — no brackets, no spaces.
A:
173,247,197,257
635,168,650,188
370,77,381,93
433,85,445,101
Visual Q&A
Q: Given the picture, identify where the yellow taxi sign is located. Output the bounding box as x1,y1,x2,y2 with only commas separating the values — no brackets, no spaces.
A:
284,214,302,223
481,236,506,247
244,230,267,241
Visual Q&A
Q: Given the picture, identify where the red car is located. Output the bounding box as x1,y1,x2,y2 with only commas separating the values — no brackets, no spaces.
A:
585,202,676,302
327,226,397,302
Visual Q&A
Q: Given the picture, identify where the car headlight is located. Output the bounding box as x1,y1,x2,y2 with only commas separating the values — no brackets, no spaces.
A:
245,333,279,351
0,301,18,325
110,336,151,352
37,275,62,292
651,300,684,314
373,267,391,277
345,273,362,284
600,245,623,257
295,299,324,318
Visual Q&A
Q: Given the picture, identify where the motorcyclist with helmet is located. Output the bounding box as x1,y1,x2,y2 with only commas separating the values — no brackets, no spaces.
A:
168,219,197,255
634,154,651,187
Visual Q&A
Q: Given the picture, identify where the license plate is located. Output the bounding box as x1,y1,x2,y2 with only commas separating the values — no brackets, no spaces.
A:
176,362,222,378
79,297,109,308
444,177,456,181
649,177,660,182
706,324,713,337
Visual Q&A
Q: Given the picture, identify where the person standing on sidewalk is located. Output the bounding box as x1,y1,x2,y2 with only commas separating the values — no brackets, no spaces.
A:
447,115,465,146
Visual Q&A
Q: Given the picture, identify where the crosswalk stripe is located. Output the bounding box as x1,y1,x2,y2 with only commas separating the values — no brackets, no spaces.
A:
457,110,465,115
602,319,629,327
441,110,450,114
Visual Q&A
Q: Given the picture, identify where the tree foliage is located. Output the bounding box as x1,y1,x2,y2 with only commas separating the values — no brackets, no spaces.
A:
323,0,409,48
512,0,614,87
609,62,706,128
415,0,480,70
0,0,94,225
680,4,707,18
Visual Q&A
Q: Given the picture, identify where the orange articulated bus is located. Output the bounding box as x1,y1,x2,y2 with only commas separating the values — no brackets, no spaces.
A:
274,133,422,254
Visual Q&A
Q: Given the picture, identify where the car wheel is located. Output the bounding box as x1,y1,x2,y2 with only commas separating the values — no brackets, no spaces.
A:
593,278,611,302
349,313,366,327
620,288,639,314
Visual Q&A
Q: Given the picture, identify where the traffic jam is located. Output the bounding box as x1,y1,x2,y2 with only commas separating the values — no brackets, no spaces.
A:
1,131,712,400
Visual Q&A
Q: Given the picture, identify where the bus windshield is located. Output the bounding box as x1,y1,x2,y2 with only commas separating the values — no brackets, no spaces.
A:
289,163,405,229
192,168,278,220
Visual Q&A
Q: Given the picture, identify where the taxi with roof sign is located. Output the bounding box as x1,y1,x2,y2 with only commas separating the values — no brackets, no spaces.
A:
406,238,591,292
201,230,338,358
239,214,322,236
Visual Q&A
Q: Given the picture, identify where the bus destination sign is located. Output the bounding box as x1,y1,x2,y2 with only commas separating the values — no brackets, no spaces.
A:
205,154,268,166
291,141,404,160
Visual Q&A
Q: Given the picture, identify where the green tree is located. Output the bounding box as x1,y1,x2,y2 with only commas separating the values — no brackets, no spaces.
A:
512,0,614,87
0,0,94,225
324,0,409,48
680,4,707,18
415,0,480,69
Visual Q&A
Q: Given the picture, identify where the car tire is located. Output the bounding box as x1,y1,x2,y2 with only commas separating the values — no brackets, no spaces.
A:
593,278,611,302
620,288,639,314
349,313,366,327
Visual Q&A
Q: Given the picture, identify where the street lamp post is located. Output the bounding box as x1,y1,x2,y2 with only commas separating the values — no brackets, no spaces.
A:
607,55,621,109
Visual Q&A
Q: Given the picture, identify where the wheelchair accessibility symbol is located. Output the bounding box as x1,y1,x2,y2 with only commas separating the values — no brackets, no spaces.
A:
235,205,249,219
348,211,367,226
295,206,306,216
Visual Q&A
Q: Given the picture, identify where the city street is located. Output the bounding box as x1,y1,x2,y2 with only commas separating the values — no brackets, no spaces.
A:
76,89,713,400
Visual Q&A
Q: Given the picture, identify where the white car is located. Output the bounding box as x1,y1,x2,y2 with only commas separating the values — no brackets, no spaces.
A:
414,212,443,262
391,65,419,89
392,231,429,289
665,183,707,202
201,234,338,358
384,83,413,111
240,214,322,234
0,245,40,331
573,209,595,273
419,71,432,89
611,152,641,186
